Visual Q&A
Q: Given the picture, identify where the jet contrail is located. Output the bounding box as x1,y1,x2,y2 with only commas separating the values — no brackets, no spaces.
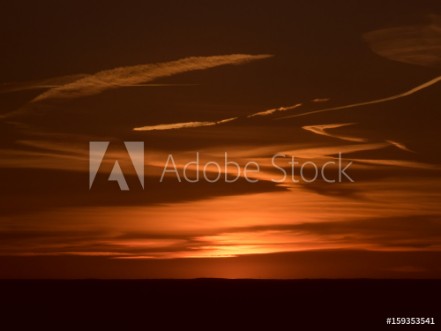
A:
278,75,441,119
30,54,273,103
133,117,237,131
133,103,303,132
303,123,367,142
0,54,272,119
247,103,302,118
386,140,414,153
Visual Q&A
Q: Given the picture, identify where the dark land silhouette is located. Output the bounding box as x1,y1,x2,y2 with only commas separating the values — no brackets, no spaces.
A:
1,279,439,329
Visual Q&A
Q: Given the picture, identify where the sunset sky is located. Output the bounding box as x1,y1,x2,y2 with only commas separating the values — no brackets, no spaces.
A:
1,0,440,278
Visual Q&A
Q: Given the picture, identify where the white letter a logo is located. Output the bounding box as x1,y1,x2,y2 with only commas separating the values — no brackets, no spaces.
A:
89,141,144,191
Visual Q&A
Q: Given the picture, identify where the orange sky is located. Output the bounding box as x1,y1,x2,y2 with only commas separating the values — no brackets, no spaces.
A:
0,1,440,278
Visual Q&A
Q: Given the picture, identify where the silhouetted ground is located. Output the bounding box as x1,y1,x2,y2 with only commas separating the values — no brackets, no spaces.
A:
0,279,439,329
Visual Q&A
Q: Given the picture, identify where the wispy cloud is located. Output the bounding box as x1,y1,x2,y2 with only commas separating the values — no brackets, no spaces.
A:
133,117,237,131
281,143,390,159
247,103,302,118
303,124,416,152
1,54,273,119
303,123,367,142
279,75,441,119
0,76,199,94
364,15,441,68
386,140,414,153
351,158,438,170
132,103,302,132
31,54,272,102
0,74,88,93
311,98,330,103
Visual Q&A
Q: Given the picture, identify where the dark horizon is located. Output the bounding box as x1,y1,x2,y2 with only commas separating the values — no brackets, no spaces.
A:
1,249,441,279
1,279,439,328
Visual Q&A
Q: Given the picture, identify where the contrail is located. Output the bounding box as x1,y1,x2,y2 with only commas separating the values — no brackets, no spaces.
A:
0,83,197,93
133,103,303,132
0,54,272,119
386,140,414,153
31,54,273,103
247,103,302,118
133,117,237,131
302,123,367,142
278,75,441,119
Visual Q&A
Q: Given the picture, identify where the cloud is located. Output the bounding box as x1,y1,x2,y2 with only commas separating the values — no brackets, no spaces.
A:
311,98,330,103
1,54,273,118
173,214,441,257
386,140,414,153
247,103,302,118
281,142,389,159
0,74,88,93
303,123,367,142
31,54,272,102
132,103,302,132
302,124,416,156
350,158,439,170
133,117,237,131
279,74,441,119
2,204,439,258
364,15,441,68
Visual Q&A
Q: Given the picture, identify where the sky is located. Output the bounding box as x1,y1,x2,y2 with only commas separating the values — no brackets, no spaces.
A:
0,0,441,278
